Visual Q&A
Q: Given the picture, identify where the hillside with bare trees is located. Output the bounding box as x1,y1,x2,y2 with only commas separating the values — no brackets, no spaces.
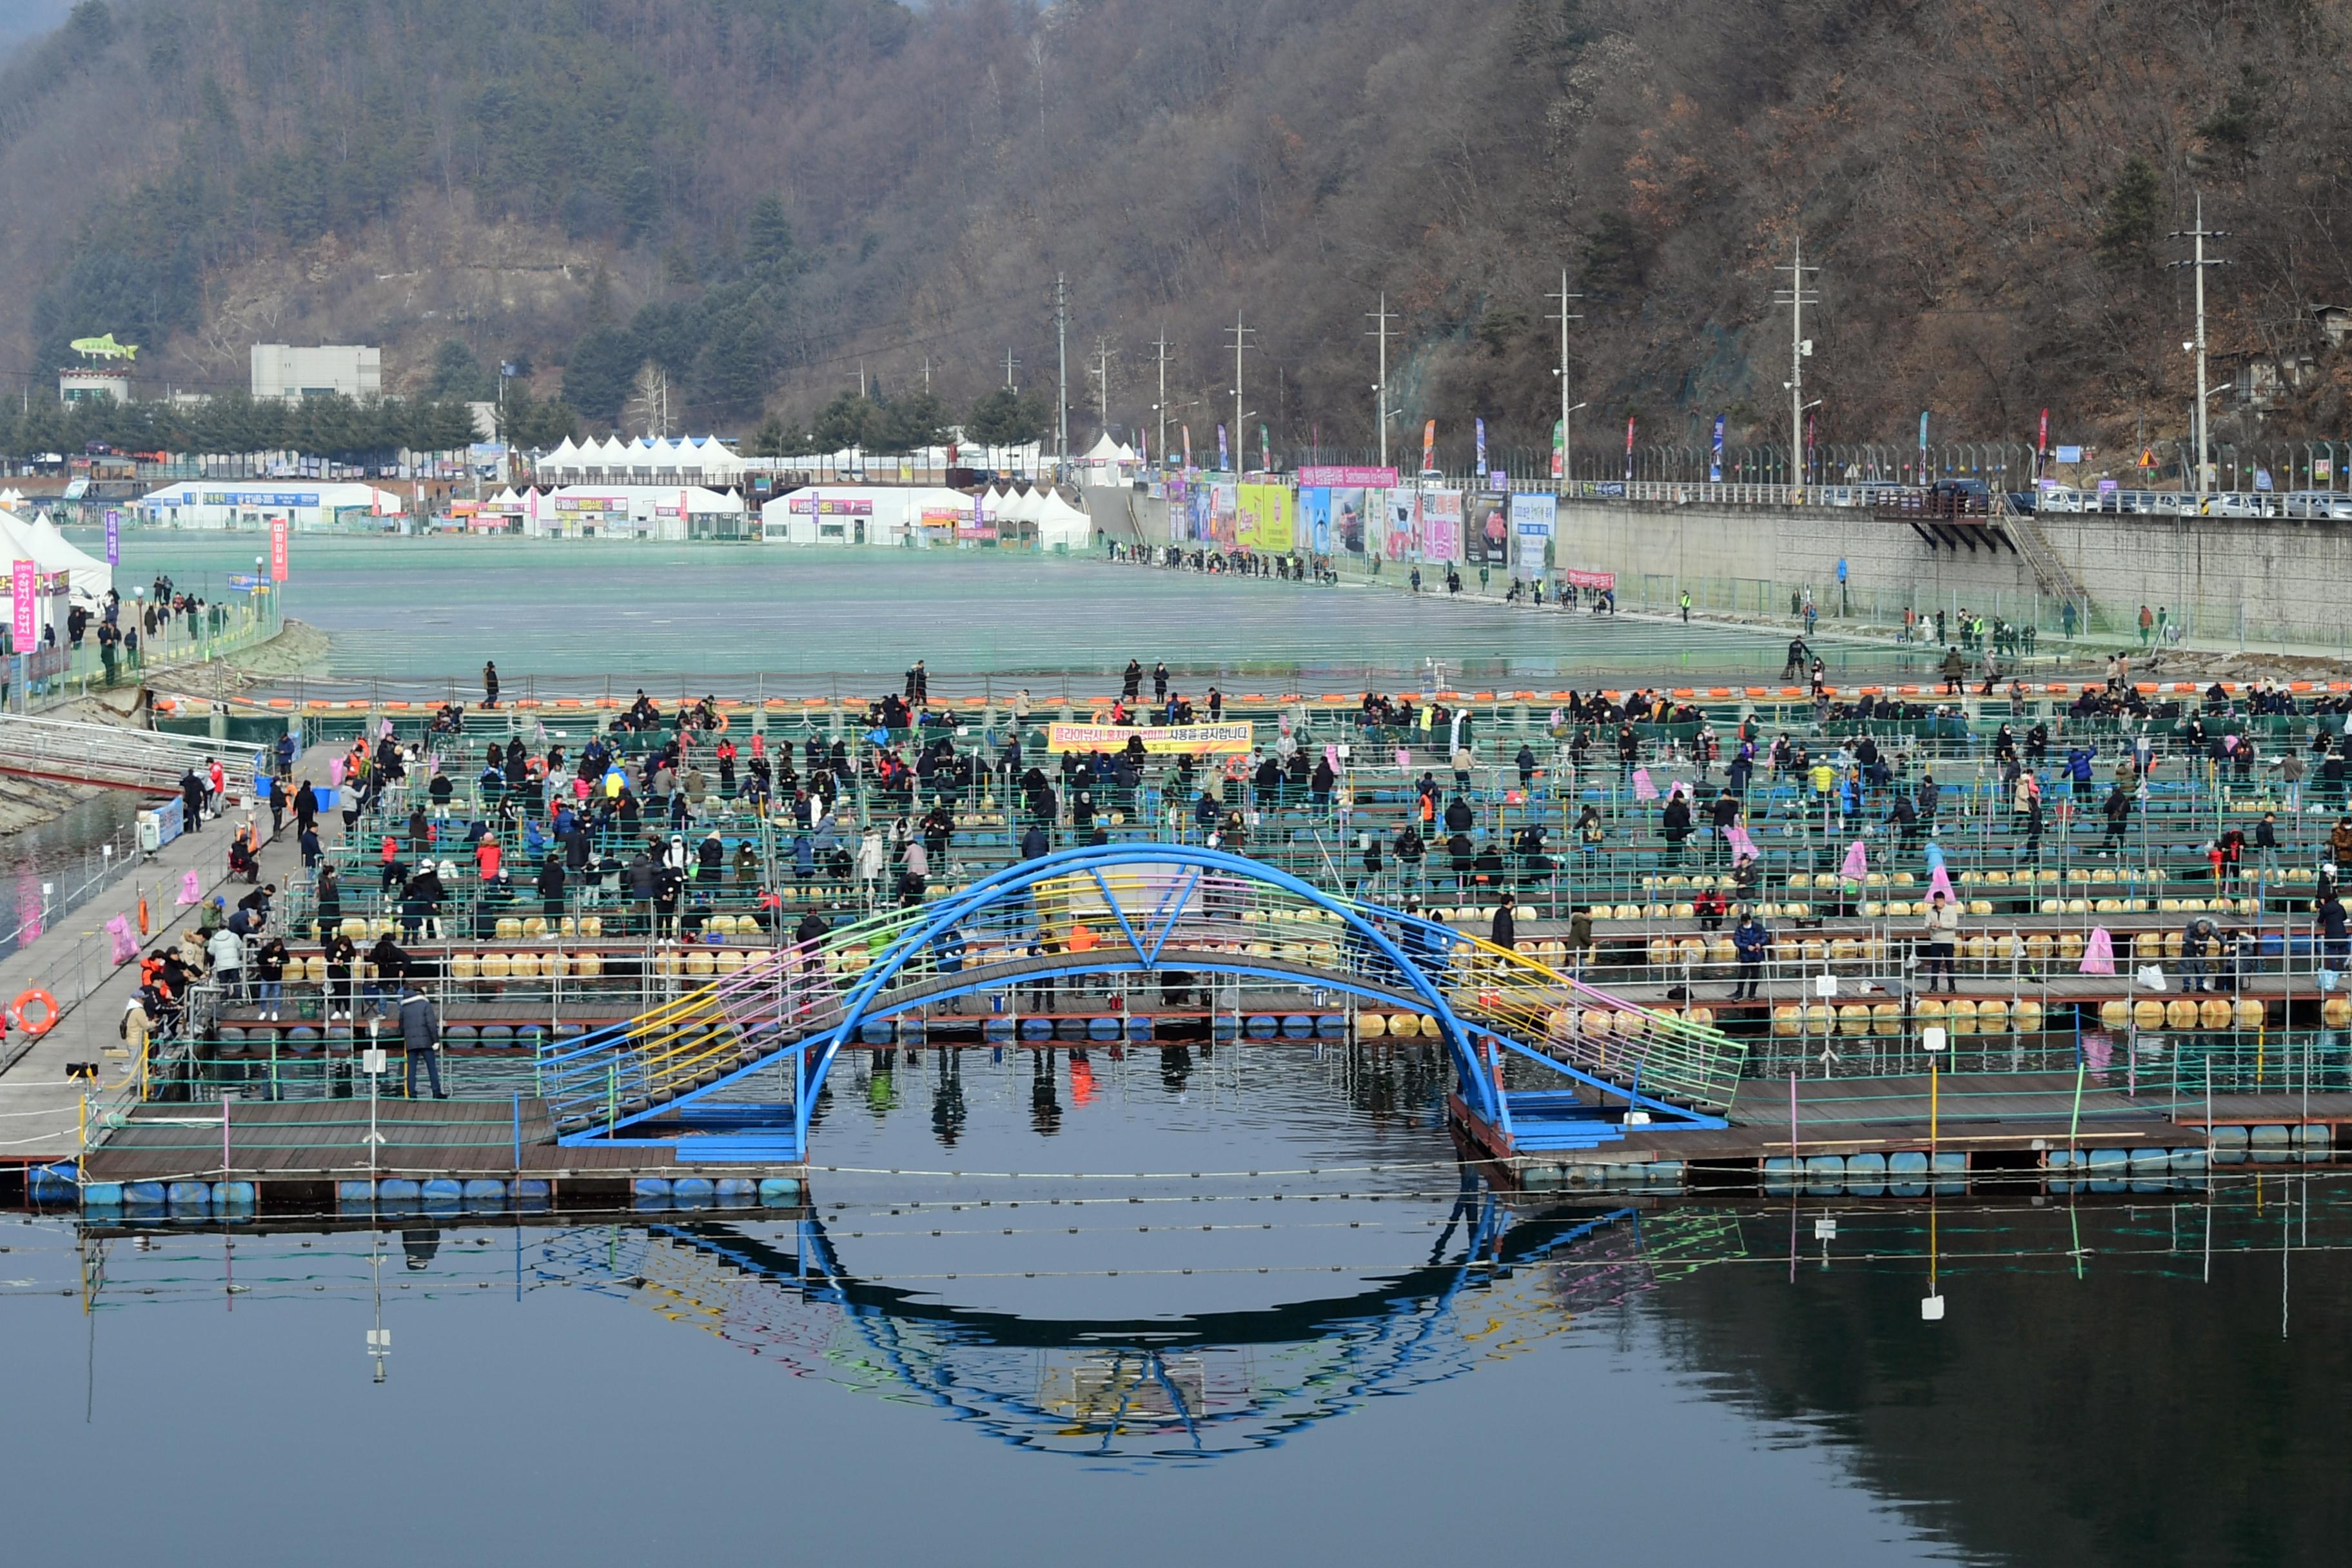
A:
4,0,2350,460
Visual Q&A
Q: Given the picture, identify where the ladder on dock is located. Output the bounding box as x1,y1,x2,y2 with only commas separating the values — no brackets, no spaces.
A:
0,712,255,794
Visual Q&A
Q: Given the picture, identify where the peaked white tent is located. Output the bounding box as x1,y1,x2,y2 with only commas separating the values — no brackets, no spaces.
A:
1,509,112,600
1036,491,1093,551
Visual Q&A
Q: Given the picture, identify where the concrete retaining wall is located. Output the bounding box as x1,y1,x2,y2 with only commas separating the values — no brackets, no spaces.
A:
1116,489,2349,647
1549,501,2351,647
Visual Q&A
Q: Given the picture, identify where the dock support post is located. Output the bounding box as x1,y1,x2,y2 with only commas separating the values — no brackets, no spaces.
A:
513,1091,522,1178
1788,1070,1798,1159
2067,1049,2086,1157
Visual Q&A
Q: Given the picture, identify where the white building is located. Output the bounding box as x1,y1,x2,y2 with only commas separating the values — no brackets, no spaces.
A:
251,344,382,401
756,483,1089,550
59,366,132,406
525,485,747,540
135,480,406,531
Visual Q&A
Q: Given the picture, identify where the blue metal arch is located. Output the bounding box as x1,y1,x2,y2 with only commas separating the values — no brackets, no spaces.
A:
790,845,1501,1155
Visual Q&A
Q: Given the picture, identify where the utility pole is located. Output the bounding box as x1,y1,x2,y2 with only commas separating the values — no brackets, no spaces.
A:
1365,293,1396,471
1151,330,1173,465
2170,195,2231,498
1547,270,1583,491
1226,310,1255,471
1003,348,1021,392
1054,273,1070,471
1092,335,1117,435
1775,237,1819,488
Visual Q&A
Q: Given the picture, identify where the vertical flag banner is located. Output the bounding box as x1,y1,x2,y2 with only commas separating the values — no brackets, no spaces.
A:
1918,409,1930,478
10,558,32,645
1551,419,1564,480
1709,414,1726,482
2037,407,2049,454
104,509,120,565
1624,415,1636,480
1216,424,1230,471
1420,420,1436,475
1259,422,1271,473
1182,426,1193,471
270,517,288,582
1475,417,1488,478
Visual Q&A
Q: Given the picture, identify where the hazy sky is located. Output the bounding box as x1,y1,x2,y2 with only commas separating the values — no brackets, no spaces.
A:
0,0,77,60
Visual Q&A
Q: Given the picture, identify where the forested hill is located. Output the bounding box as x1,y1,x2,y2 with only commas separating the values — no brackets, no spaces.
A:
6,0,2352,457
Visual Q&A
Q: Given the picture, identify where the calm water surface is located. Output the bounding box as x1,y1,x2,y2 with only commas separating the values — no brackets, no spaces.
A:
6,1045,2348,1567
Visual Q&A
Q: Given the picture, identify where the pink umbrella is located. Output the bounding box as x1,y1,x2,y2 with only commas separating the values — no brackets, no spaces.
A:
1632,767,1658,801
1927,861,1955,903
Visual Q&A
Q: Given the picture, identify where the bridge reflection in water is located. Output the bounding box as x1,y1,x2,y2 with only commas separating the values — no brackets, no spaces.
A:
529,1183,1733,1462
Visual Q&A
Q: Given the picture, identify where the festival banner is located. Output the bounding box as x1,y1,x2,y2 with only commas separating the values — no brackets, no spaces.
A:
1385,489,1420,560
1421,420,1436,475
1217,424,1231,471
1297,465,1398,488
1475,418,1488,479
1624,415,1636,480
1507,492,1556,578
1420,490,1464,562
1710,414,1725,483
1182,426,1194,470
1465,493,1508,567
270,517,288,582
1330,487,1371,554
1298,487,1333,554
104,510,120,565
1551,420,1564,480
10,557,32,645
1259,423,1271,472
1565,567,1616,591
1235,484,1295,553
1208,483,1239,546
1046,721,1253,756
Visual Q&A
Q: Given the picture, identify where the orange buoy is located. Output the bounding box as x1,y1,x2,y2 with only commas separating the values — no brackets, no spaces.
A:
8,988,59,1036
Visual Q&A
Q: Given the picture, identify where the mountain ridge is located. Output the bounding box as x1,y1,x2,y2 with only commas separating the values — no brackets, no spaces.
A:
4,0,2349,460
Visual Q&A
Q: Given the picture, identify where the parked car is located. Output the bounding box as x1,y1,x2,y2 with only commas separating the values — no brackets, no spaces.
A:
2278,491,2352,520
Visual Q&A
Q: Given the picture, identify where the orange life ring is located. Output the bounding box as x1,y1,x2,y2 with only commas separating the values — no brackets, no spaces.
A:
1090,706,1115,726
712,712,730,733
9,989,59,1036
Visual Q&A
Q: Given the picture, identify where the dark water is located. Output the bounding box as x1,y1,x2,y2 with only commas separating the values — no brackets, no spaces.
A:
6,1044,2349,1567
0,792,144,957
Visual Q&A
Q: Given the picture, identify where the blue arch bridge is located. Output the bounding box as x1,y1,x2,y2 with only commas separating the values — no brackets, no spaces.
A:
534,846,1750,1164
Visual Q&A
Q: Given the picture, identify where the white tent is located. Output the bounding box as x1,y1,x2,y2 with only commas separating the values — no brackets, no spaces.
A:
1,509,112,600
1037,491,1093,551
